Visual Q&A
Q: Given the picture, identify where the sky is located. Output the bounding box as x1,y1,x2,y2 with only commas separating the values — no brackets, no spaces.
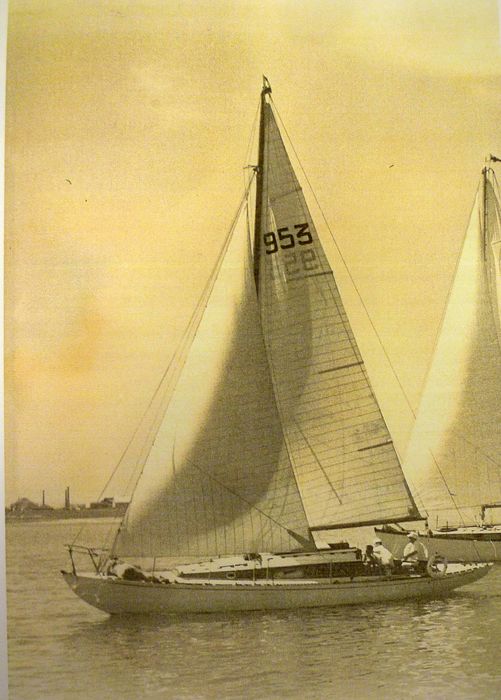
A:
5,0,501,506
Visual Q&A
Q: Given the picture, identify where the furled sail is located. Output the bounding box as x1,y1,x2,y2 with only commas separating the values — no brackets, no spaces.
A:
403,171,501,526
114,209,311,558
255,95,420,530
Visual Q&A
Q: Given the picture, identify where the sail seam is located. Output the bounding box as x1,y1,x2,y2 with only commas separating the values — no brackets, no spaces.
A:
357,440,393,453
318,361,364,374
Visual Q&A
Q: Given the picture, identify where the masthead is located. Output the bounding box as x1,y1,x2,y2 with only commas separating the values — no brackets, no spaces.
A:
262,75,272,96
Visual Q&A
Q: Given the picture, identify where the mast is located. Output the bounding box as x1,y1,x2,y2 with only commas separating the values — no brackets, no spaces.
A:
485,155,501,250
483,162,489,258
253,76,272,290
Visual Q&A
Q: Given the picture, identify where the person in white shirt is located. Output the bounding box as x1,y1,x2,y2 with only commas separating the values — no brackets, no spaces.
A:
402,532,428,570
372,539,394,574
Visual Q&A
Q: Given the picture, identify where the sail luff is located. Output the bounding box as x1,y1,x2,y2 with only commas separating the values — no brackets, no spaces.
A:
253,77,272,290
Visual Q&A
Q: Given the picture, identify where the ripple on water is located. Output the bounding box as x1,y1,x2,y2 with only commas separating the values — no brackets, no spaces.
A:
6,522,501,699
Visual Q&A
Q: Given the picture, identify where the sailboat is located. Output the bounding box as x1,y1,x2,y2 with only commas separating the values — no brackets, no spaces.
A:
62,79,490,615
377,158,501,562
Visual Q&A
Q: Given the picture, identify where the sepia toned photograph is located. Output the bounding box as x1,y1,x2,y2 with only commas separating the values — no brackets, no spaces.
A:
4,1,501,698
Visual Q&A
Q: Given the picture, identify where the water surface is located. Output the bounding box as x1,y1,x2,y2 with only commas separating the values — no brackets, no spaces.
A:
7,520,501,699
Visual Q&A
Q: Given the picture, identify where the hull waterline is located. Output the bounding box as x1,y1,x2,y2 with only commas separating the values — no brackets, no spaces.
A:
377,527,501,562
62,564,491,615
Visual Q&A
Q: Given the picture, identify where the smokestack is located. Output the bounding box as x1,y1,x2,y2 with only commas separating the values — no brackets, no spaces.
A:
42,490,45,506
65,486,70,510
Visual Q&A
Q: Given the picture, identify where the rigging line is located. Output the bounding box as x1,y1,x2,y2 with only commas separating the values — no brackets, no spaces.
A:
268,97,482,522
185,172,256,362
258,316,313,534
242,107,260,198
419,502,499,516
243,96,261,179
268,95,416,424
292,419,343,505
416,179,483,413
116,181,257,546
417,447,467,528
490,174,501,235
121,174,256,491
122,368,183,498
449,428,501,470
72,293,208,547
485,168,501,243
73,246,225,545
490,168,501,201
245,198,253,269
183,455,306,543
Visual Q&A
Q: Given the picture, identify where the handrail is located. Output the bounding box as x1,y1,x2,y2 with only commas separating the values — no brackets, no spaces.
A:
65,543,109,574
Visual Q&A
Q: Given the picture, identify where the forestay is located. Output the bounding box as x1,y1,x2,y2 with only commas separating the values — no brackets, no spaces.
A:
255,101,420,530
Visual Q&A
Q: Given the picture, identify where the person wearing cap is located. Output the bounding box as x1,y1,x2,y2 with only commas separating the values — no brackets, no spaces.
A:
402,532,428,571
372,538,394,574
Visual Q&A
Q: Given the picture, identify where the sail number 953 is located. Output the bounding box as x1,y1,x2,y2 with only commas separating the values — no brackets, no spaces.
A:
264,223,312,254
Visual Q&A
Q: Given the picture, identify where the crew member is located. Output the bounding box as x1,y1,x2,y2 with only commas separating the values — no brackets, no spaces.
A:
372,538,394,574
402,532,428,571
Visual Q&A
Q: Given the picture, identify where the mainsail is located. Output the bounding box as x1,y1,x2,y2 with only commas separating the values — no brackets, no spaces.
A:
113,80,421,559
403,167,501,525
254,88,420,530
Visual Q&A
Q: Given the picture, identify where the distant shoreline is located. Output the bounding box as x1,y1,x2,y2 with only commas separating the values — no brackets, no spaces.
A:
5,507,126,522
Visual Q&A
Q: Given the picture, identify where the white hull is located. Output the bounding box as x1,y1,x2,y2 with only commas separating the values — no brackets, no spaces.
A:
62,564,491,615
376,528,501,562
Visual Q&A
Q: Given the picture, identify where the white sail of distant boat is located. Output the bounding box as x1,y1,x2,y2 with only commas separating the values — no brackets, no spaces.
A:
62,79,490,614
485,163,501,344
377,162,501,562
402,165,501,526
